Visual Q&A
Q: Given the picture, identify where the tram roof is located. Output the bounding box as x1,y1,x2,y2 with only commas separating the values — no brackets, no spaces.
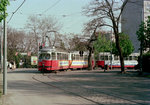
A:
39,47,68,53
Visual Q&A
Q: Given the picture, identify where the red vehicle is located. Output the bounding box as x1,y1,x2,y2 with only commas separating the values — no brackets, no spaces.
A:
96,52,139,69
38,47,89,72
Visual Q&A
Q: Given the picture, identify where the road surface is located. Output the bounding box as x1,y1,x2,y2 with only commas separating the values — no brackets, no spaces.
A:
2,69,150,105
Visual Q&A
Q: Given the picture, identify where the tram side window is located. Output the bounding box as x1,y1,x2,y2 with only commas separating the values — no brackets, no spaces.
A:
133,56,138,60
52,52,56,60
100,55,104,60
61,53,67,60
84,55,88,60
109,56,112,60
76,55,80,60
80,56,83,60
57,53,61,60
71,54,73,60
114,56,119,60
72,54,75,60
64,54,68,60
104,56,108,60
124,57,128,60
129,56,132,60
61,53,64,60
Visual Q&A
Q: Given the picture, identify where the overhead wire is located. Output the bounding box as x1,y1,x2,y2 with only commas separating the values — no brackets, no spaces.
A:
7,0,26,23
42,0,61,14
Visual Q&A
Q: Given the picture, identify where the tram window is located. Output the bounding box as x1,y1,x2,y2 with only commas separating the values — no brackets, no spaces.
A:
67,54,68,60
61,53,67,60
39,53,51,60
65,54,68,60
72,54,75,60
76,55,80,60
80,56,83,60
124,57,128,60
61,54,64,60
100,56,104,60
109,56,112,60
39,54,43,59
109,56,111,60
71,54,73,60
114,56,119,60
129,56,132,60
104,56,108,60
52,52,56,60
45,54,51,60
64,54,66,60
57,53,61,60
84,55,88,60
133,56,138,60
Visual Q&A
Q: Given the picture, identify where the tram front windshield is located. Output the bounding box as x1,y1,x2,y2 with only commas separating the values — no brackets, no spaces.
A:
39,53,51,60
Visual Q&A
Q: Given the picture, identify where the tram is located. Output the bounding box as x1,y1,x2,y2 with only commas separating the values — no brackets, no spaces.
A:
38,47,89,72
96,52,139,69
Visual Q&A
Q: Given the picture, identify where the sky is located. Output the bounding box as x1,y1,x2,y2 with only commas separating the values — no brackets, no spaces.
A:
7,0,92,34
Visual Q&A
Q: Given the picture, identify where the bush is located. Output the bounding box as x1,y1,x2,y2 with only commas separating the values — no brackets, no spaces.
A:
142,52,150,73
23,55,37,68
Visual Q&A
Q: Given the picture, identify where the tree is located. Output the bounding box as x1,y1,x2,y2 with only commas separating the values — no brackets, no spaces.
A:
26,15,62,53
68,35,87,51
94,32,111,56
7,27,26,63
83,19,102,70
0,0,9,22
83,0,130,73
136,16,150,52
112,33,134,57
145,16,150,51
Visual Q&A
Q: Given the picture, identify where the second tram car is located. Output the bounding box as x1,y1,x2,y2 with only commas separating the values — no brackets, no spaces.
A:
38,47,89,72
96,52,139,69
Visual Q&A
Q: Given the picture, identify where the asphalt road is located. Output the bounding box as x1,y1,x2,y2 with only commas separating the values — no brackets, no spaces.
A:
2,69,150,105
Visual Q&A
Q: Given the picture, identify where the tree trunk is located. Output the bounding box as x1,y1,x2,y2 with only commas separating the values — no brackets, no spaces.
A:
114,29,125,73
88,47,93,70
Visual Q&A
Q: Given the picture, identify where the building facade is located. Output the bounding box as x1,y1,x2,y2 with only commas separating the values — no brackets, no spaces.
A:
121,0,150,52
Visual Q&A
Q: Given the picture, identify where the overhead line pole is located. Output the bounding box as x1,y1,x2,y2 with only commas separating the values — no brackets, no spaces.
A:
0,22,3,74
3,10,7,95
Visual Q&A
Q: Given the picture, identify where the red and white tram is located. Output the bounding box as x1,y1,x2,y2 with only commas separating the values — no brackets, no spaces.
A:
38,47,89,72
96,52,139,69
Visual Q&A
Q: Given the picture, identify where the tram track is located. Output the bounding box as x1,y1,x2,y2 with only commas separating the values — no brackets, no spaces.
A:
32,71,146,105
32,73,104,105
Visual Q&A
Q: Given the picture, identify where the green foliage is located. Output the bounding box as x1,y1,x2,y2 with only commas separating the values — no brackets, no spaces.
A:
14,53,22,68
136,16,150,51
142,51,150,73
145,16,150,49
136,21,145,41
23,55,37,68
7,48,16,61
112,33,134,57
143,51,150,57
0,0,9,22
94,33,111,56
7,48,23,68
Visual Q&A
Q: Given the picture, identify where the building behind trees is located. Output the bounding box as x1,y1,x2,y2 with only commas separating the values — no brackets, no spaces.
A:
121,0,150,52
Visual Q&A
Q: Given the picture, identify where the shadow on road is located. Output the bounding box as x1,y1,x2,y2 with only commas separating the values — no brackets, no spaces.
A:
8,69,40,74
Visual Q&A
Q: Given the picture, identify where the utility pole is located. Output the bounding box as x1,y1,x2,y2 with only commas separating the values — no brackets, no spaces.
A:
3,10,7,95
0,22,3,74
